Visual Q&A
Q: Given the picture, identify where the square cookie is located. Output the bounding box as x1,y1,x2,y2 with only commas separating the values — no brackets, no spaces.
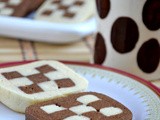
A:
0,60,88,113
34,0,95,23
0,0,44,17
25,92,132,120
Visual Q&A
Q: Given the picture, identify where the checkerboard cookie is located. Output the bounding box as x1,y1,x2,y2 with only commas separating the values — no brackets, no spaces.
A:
34,0,95,23
28,0,45,13
0,60,88,113
25,92,132,120
0,0,44,17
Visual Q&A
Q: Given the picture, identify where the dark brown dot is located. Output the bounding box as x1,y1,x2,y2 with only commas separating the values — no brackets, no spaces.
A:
55,103,61,107
137,39,160,73
94,32,106,64
142,0,160,30
96,0,110,19
111,17,139,53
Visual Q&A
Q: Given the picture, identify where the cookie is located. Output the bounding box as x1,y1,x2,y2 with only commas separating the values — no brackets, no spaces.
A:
25,92,132,120
0,60,88,113
0,0,44,17
34,0,95,23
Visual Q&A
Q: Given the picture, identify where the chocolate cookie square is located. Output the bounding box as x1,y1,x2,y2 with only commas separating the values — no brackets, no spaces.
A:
25,92,132,120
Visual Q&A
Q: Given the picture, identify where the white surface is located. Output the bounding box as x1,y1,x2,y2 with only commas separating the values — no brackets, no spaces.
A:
0,63,159,120
0,16,96,43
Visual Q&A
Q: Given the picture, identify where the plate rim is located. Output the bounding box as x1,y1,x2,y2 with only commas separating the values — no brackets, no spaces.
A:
0,60,159,97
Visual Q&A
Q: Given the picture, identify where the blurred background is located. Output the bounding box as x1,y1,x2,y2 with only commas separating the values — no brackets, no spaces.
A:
0,0,96,63
0,0,159,88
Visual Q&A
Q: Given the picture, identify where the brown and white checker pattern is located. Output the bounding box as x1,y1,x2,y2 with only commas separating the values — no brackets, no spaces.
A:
0,0,44,17
94,0,160,80
0,60,88,113
2,64,75,94
0,0,23,16
35,0,95,23
26,92,132,120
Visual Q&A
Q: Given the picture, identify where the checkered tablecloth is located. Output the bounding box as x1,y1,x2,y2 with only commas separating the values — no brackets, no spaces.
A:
0,36,159,88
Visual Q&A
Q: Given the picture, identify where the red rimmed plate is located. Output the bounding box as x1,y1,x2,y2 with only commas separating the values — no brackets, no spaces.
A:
0,61,159,120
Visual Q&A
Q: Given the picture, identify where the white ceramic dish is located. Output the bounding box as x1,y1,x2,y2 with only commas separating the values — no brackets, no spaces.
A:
0,61,159,120
0,16,96,44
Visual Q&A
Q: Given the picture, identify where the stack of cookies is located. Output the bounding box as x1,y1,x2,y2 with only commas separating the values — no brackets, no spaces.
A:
0,60,132,120
0,0,95,23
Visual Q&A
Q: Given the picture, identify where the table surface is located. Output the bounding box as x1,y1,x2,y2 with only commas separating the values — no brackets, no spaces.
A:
0,36,159,89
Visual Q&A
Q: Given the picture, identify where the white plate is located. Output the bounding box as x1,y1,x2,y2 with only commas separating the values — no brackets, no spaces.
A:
0,61,160,120
0,16,96,44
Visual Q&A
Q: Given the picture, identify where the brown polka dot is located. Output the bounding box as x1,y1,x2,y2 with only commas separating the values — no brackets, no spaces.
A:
142,0,160,30
137,39,160,73
96,0,110,19
111,17,139,53
94,32,106,64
